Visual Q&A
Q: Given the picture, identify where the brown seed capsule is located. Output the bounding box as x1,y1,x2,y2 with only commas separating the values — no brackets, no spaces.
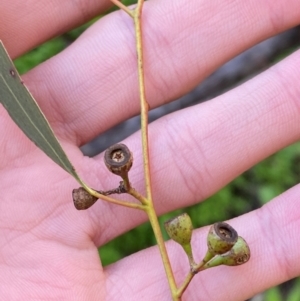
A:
207,222,238,255
72,187,98,210
104,144,133,178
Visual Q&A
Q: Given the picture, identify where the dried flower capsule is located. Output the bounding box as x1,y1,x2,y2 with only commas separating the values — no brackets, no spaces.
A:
202,236,250,269
72,187,98,210
104,144,133,178
207,222,238,255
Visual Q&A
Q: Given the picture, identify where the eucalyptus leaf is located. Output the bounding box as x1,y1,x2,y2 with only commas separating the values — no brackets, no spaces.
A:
0,41,85,186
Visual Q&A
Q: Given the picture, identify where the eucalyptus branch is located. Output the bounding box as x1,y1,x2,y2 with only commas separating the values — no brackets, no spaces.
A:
107,0,179,298
133,0,153,202
0,3,251,300
131,0,179,297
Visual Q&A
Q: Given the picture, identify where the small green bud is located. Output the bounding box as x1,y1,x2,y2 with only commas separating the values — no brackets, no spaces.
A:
164,213,193,245
207,222,238,255
104,144,133,178
164,213,195,264
203,236,250,269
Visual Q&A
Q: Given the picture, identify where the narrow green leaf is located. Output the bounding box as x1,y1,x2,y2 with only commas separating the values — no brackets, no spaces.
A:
0,41,84,186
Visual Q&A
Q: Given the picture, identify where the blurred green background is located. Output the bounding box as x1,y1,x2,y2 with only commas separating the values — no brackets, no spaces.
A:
14,14,300,301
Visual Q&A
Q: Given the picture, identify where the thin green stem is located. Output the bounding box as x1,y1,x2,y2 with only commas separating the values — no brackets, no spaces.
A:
94,192,144,210
146,205,179,301
133,2,180,299
110,0,134,17
121,172,149,205
122,173,131,191
176,271,194,298
108,0,180,299
94,193,145,210
121,172,149,206
132,2,180,299
83,184,145,210
127,187,149,205
176,258,208,298
133,2,152,201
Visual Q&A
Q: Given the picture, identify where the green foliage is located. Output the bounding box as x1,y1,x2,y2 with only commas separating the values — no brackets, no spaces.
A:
13,18,99,75
265,286,283,301
287,278,300,301
14,37,66,74
264,278,300,301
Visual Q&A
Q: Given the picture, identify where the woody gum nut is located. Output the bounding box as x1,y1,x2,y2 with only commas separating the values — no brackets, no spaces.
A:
207,222,238,255
164,213,193,246
72,187,98,210
104,143,133,177
203,236,250,268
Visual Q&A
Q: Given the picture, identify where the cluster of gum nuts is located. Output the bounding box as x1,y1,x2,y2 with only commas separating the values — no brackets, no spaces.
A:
164,213,250,272
72,143,250,272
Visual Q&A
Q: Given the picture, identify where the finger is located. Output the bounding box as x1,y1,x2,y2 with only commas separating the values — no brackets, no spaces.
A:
82,49,300,246
0,0,111,57
104,184,300,301
21,0,300,145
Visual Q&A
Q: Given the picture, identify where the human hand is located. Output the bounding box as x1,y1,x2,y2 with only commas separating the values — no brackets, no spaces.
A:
1,0,300,300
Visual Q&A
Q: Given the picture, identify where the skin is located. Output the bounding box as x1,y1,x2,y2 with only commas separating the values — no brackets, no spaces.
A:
0,0,300,300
